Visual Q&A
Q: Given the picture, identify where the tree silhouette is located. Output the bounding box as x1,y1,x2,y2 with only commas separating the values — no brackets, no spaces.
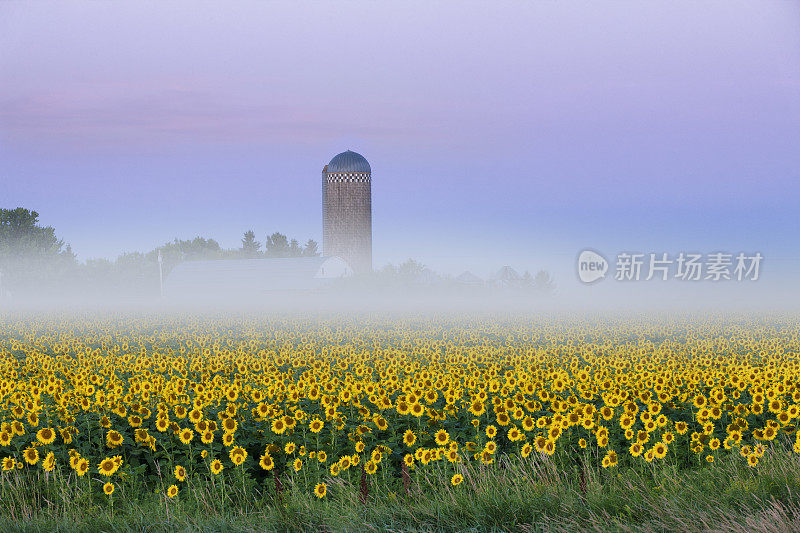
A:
0,208,75,294
240,230,261,258
531,270,556,295
287,239,299,256
302,239,319,257
0,208,68,258
264,233,289,257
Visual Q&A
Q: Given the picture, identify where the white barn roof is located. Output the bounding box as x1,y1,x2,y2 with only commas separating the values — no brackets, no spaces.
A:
164,256,352,298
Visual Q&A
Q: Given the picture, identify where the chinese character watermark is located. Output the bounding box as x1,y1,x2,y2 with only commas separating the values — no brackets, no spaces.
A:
577,250,762,284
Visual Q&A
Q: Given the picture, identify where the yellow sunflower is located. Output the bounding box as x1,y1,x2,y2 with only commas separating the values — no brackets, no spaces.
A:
259,453,275,471
36,427,56,445
106,430,123,448
98,457,118,477
75,458,89,476
229,446,247,466
178,428,194,445
271,418,286,435
2,457,16,471
23,446,39,466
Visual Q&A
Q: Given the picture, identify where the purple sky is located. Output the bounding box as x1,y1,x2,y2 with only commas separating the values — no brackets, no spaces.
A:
1,1,799,291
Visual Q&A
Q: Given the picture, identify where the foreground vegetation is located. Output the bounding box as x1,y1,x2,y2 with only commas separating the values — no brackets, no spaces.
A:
3,442,800,531
1,312,799,531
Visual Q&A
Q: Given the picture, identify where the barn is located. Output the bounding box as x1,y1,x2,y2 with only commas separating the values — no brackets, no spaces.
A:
164,256,352,300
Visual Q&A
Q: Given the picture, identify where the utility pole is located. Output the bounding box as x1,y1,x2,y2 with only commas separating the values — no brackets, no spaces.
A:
158,250,164,299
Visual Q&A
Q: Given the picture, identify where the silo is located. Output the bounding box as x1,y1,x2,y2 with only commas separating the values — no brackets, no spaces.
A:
322,150,372,274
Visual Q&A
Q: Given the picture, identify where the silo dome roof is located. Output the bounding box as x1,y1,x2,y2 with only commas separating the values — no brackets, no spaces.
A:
327,150,371,173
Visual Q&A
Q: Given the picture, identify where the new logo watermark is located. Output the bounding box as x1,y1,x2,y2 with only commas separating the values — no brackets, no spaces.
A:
577,250,762,284
577,250,608,284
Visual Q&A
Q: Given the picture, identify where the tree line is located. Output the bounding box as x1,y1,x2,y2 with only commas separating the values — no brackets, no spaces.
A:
0,207,318,300
0,207,556,301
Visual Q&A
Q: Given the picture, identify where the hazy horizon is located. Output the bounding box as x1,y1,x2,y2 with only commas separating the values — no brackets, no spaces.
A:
2,1,798,306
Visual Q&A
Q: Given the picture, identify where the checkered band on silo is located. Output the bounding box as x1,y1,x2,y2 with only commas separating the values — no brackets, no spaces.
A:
325,172,371,183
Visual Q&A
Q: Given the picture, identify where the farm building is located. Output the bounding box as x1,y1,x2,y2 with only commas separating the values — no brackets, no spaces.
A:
490,266,523,287
164,256,352,299
322,150,372,274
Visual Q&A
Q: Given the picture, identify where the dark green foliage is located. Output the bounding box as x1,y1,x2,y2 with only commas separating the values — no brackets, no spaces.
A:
0,208,76,299
2,447,800,532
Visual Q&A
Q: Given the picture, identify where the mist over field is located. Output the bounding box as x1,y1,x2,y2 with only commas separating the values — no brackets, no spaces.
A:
1,3,799,529
0,205,794,313
1,1,798,319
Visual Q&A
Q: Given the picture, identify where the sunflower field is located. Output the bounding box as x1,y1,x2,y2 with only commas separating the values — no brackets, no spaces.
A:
1,312,799,527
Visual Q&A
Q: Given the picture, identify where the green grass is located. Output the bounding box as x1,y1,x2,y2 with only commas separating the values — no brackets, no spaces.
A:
2,445,800,532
